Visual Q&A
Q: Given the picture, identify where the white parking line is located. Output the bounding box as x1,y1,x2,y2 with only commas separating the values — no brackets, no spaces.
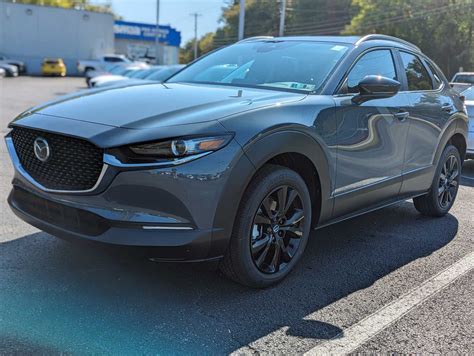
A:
304,252,474,355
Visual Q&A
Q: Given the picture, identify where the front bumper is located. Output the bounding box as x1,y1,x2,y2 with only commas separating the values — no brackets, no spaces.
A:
6,136,255,261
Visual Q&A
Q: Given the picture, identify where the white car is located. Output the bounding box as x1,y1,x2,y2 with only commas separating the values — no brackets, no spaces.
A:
89,67,143,87
77,54,146,75
461,86,474,159
451,72,474,93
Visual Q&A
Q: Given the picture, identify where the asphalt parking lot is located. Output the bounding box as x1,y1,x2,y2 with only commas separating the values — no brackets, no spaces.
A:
0,77,473,354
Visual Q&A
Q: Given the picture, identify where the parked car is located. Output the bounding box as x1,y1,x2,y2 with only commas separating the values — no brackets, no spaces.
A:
5,35,468,288
77,54,146,75
88,66,143,87
84,63,126,86
461,86,474,159
0,62,19,77
450,72,474,93
94,65,185,89
41,58,67,77
0,55,27,74
0,68,5,78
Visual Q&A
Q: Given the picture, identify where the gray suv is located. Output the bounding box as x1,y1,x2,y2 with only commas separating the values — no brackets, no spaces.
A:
6,35,468,287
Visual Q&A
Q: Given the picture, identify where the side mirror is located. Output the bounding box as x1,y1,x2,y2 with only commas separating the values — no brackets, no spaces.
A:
352,75,401,104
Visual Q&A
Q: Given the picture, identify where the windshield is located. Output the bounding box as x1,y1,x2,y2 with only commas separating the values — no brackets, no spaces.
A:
167,41,349,93
453,74,474,84
462,86,474,101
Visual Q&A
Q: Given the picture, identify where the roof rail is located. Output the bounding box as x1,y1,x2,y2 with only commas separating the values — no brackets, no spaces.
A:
238,36,274,43
356,34,421,52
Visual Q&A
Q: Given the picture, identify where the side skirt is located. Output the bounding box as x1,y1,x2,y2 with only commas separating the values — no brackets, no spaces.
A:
315,191,428,230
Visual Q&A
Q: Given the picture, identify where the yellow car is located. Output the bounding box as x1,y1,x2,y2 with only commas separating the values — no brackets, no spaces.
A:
41,58,67,77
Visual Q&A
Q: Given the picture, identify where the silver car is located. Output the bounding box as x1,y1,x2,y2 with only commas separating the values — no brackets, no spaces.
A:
461,86,474,159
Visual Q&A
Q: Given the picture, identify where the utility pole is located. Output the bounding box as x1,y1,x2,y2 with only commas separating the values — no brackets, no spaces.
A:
279,0,286,37
238,0,245,40
155,0,162,64
191,12,202,60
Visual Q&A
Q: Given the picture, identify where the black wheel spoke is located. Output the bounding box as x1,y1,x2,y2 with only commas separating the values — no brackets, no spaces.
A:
276,186,288,216
438,154,459,209
269,243,281,273
284,209,304,226
284,189,298,214
255,240,272,267
252,235,271,255
261,197,275,220
281,226,304,238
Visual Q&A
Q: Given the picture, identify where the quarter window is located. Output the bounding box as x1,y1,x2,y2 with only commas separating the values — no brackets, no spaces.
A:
425,61,443,89
343,50,397,94
400,52,433,91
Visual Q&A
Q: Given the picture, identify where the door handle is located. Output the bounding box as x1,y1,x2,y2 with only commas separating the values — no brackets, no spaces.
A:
394,111,409,121
442,104,453,113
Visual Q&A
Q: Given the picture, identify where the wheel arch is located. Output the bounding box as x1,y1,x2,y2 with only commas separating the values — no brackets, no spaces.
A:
434,115,468,165
242,130,333,226
210,130,334,258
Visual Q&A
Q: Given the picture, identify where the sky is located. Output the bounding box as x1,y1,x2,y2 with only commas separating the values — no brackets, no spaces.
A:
96,0,227,46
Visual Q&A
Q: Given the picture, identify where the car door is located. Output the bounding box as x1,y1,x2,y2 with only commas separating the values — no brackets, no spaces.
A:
332,49,411,218
397,51,453,195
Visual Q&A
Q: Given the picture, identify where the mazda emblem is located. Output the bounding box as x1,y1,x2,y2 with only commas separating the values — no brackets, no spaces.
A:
33,137,51,162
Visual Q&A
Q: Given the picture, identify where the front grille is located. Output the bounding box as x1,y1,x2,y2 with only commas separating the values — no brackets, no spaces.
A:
11,187,109,236
11,127,104,191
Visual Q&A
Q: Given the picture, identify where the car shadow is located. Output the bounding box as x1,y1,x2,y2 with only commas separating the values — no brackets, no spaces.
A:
0,202,458,354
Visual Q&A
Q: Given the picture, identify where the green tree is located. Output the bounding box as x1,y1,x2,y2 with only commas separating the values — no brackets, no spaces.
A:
180,0,353,63
179,32,215,64
8,0,113,14
344,0,474,77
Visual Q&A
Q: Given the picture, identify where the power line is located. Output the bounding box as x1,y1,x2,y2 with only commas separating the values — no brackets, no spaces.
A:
208,2,471,50
284,2,469,35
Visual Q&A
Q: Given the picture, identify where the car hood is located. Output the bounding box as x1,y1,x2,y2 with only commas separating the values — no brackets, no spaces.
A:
15,83,307,130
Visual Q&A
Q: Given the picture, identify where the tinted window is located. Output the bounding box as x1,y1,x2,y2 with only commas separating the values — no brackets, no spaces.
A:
400,52,433,91
168,41,349,93
453,74,474,84
425,61,443,89
104,56,126,63
345,50,397,94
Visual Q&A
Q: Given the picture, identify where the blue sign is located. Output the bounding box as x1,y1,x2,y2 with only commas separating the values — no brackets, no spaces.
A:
114,20,181,47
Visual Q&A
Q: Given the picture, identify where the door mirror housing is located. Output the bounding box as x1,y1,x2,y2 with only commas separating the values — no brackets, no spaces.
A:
352,75,401,104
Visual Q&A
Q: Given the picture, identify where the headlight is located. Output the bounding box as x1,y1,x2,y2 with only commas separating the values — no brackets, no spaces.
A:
129,135,233,159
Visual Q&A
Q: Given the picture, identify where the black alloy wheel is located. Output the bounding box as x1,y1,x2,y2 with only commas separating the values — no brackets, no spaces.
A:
220,164,312,288
438,154,460,209
250,185,305,274
414,144,461,217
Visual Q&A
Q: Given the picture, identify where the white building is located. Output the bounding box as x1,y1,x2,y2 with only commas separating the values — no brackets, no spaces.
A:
0,2,114,75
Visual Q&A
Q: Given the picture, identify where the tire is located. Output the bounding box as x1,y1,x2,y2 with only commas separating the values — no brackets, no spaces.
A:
413,144,461,217
219,164,312,288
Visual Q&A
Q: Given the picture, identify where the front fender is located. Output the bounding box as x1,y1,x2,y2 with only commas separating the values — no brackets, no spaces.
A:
243,130,334,224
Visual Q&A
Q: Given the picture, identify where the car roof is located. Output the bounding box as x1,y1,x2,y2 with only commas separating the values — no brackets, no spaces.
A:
454,72,474,75
241,34,421,53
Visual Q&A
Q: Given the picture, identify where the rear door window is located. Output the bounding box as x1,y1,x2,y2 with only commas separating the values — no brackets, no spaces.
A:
400,52,433,91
